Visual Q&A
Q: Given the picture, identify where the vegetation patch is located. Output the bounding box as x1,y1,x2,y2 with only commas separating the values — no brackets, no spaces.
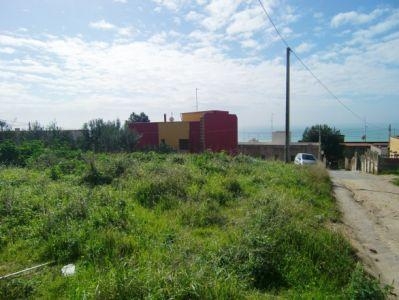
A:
0,150,390,298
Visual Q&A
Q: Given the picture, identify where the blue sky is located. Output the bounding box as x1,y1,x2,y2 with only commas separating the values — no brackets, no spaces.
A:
0,0,398,132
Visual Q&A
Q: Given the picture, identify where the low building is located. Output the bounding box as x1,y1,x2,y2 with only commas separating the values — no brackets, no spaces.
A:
342,142,388,158
238,131,319,161
389,136,399,158
130,110,238,153
238,142,319,161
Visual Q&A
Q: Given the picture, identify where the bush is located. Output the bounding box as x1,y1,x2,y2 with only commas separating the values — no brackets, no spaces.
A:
81,161,113,186
0,140,19,165
345,263,391,299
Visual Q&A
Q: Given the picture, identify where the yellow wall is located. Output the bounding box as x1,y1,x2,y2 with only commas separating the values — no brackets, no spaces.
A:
181,112,206,122
158,122,190,149
390,136,399,157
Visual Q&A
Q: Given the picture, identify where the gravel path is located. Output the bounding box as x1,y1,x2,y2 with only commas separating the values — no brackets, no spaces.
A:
330,170,399,297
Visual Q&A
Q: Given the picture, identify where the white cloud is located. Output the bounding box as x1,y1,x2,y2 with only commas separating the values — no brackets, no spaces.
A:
348,9,399,45
226,7,265,37
89,19,116,30
240,39,259,49
201,0,243,31
89,20,135,37
152,0,188,11
1,14,399,130
185,11,204,22
113,0,127,3
117,26,135,36
330,9,385,28
0,47,15,54
295,42,314,54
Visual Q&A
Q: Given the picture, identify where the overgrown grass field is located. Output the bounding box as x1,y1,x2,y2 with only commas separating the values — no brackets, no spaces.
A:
0,151,388,298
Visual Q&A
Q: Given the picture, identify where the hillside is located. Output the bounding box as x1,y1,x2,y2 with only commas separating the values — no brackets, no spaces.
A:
0,151,388,298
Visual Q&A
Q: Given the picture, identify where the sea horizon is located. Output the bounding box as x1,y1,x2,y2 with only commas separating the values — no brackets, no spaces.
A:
238,123,399,143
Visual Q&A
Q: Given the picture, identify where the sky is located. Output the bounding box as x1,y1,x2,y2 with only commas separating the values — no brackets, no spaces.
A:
0,0,398,134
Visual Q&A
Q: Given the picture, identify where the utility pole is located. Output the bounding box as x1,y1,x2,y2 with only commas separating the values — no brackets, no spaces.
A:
195,88,198,111
318,124,321,160
285,47,291,163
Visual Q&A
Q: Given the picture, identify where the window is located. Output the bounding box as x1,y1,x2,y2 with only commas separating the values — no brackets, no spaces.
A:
179,139,189,150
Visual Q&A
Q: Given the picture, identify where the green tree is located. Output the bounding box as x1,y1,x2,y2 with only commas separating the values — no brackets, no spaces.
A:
0,120,11,131
128,112,150,123
302,124,344,167
82,118,139,152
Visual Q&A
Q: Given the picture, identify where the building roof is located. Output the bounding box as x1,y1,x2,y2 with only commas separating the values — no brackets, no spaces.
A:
342,142,388,147
239,142,319,146
181,110,228,114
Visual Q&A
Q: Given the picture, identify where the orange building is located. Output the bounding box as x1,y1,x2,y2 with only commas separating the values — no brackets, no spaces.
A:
130,110,237,153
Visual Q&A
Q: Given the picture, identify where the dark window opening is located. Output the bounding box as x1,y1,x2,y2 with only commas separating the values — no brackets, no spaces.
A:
179,139,189,150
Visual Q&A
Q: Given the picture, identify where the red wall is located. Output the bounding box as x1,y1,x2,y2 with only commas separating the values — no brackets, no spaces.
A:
202,111,238,154
189,121,201,153
130,122,159,149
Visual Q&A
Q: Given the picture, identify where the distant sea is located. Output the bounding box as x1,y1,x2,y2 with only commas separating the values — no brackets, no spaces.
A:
238,123,399,143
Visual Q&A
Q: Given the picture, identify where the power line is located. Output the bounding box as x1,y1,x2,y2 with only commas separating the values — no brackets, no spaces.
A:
290,51,364,122
257,0,382,129
257,0,290,49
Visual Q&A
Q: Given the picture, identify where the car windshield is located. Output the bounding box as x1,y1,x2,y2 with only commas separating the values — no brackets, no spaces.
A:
303,154,316,160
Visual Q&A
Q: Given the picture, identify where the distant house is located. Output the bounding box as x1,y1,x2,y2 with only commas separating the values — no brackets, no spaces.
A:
129,110,237,153
342,141,388,158
238,131,320,161
389,136,399,158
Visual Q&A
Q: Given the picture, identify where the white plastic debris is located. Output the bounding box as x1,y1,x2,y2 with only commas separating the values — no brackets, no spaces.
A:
61,264,76,276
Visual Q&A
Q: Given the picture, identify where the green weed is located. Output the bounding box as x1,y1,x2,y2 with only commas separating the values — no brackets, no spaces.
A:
0,150,390,299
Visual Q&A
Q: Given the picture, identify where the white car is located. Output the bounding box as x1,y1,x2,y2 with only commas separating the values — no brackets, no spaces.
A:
294,153,317,165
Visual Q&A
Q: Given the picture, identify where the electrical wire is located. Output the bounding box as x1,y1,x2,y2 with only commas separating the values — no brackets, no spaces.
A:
257,0,386,131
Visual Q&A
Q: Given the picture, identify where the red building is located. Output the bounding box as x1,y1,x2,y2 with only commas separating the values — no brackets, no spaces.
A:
130,110,237,153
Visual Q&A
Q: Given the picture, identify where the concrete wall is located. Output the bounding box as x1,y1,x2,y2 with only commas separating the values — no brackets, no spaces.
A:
272,131,291,145
379,157,399,172
359,150,399,174
238,142,319,161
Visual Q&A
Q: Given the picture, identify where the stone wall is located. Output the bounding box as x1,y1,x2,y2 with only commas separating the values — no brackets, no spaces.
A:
238,142,319,161
359,150,399,174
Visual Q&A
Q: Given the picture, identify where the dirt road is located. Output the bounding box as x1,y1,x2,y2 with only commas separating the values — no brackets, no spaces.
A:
330,170,399,296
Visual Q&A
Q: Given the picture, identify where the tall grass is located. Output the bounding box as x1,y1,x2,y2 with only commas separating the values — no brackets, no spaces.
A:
0,151,389,298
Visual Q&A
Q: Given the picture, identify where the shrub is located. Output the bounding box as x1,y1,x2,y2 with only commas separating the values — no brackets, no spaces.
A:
345,263,391,299
0,140,19,165
81,161,113,186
